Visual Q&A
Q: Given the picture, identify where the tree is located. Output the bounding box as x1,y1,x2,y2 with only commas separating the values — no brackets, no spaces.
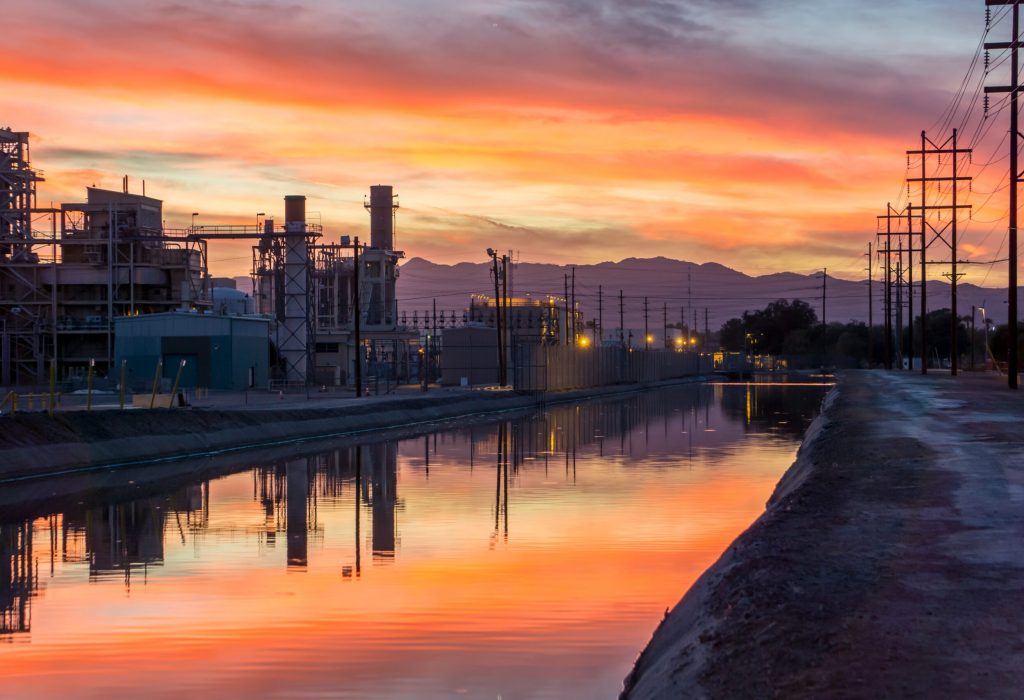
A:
903,308,970,367
742,299,818,355
719,318,746,351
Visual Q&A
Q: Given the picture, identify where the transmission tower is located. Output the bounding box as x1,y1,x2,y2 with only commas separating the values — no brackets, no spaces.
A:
907,129,972,375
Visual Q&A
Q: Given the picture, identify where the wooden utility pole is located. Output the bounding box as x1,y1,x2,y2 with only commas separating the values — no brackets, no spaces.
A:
501,253,509,382
821,268,827,328
564,273,570,346
907,129,972,375
644,297,649,350
490,252,505,386
598,285,603,344
985,0,1020,387
570,266,576,345
875,203,910,370
619,290,624,346
353,237,362,397
866,243,873,365
663,302,668,349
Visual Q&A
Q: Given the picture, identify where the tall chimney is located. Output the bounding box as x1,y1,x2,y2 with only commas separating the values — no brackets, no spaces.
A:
280,195,309,384
284,195,306,232
368,185,394,251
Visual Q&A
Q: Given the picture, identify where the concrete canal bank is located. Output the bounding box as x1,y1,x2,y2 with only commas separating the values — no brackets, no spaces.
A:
623,371,1024,699
0,378,708,480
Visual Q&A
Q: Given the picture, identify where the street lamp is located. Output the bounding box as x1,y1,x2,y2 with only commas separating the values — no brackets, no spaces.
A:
191,212,199,232
979,305,990,369
256,212,265,231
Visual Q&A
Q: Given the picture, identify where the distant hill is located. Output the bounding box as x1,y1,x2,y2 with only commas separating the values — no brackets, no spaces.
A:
397,257,1017,330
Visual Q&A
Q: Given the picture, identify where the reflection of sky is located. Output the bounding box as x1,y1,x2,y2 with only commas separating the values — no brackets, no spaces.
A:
0,384,829,698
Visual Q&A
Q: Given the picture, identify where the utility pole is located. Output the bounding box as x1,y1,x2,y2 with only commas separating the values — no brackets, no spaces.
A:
619,290,624,346
570,266,576,345
896,246,904,367
598,285,603,345
663,302,668,349
821,268,827,328
489,250,506,386
906,204,915,370
883,208,893,369
353,236,362,397
432,298,438,388
866,243,873,366
985,0,1019,388
878,205,910,369
564,273,570,346
704,308,709,349
971,305,977,371
499,253,507,382
644,297,649,350
907,129,972,376
499,252,507,382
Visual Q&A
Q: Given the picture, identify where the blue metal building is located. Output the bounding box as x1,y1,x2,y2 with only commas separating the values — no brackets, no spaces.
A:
114,312,270,390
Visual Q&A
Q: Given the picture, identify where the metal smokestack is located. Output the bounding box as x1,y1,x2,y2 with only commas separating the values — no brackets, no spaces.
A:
281,195,309,384
284,195,306,232
368,185,394,251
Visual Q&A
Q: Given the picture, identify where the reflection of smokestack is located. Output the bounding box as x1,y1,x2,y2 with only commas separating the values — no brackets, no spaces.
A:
369,442,397,559
286,459,308,568
368,185,394,251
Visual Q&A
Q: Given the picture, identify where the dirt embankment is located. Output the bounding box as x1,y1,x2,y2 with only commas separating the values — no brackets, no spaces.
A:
623,371,1024,699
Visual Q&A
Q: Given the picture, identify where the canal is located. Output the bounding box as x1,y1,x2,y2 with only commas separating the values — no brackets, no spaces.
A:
0,379,831,699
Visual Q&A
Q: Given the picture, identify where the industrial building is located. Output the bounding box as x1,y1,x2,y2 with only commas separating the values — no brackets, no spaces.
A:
440,294,583,386
114,312,270,391
2,126,418,390
1,128,210,385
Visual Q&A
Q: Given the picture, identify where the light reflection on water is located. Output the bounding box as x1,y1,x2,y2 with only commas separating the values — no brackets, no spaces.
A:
0,381,830,699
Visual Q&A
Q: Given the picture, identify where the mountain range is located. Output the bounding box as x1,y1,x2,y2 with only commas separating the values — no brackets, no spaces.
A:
396,257,1018,332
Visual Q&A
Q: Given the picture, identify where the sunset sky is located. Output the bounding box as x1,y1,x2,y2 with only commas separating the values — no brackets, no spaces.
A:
4,0,1010,281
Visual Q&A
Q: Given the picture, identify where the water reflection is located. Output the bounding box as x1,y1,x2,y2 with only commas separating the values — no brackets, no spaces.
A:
0,381,829,698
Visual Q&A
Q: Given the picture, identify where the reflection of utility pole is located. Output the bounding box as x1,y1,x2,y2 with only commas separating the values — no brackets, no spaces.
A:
355,446,361,577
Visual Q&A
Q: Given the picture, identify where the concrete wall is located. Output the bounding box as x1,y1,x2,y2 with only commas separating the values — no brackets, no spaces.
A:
513,345,712,392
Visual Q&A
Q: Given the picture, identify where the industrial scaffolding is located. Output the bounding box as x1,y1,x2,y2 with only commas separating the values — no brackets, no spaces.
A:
1,128,211,385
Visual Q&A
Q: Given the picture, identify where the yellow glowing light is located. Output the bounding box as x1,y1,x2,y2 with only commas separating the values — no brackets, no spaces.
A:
674,337,684,347
578,336,591,348
690,337,698,345
646,335,654,344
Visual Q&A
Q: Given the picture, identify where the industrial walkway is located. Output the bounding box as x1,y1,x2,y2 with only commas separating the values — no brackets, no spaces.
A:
624,371,1024,699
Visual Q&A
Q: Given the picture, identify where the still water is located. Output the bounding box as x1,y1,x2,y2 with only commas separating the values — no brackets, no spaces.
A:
0,380,830,699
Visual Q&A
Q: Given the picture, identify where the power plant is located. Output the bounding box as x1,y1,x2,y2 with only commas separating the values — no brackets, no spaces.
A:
0,127,412,389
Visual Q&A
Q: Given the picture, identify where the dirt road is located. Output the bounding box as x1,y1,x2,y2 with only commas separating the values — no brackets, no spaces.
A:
623,371,1024,699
